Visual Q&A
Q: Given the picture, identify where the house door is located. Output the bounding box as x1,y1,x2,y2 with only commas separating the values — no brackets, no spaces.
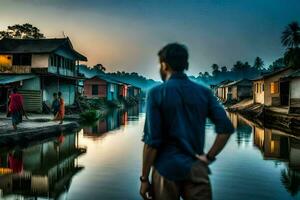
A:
280,81,290,106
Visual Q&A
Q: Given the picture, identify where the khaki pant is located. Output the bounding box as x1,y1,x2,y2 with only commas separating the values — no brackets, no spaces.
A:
152,161,212,200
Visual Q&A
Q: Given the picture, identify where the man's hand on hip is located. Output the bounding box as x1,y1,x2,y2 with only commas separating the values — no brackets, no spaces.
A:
195,154,209,165
140,180,153,200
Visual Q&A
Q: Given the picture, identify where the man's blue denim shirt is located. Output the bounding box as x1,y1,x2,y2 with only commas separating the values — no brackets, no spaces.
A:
142,72,234,181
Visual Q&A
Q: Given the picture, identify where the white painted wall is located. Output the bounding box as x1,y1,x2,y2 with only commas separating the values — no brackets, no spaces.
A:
31,54,49,68
291,78,300,98
254,81,264,104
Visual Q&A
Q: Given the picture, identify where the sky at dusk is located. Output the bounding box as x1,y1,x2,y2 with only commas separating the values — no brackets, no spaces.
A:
0,0,300,80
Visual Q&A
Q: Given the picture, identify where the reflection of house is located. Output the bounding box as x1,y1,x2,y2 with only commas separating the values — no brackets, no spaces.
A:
253,126,289,160
128,105,140,121
0,133,86,198
83,75,120,101
0,38,87,112
280,70,300,114
290,138,300,169
252,67,295,106
83,109,128,136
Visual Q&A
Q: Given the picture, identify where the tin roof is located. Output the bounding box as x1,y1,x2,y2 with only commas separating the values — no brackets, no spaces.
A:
252,67,292,81
0,37,87,61
0,74,36,85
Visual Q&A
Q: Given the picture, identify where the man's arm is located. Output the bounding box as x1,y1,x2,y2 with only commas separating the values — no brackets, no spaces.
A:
197,91,234,163
207,134,231,158
140,88,162,200
142,144,157,180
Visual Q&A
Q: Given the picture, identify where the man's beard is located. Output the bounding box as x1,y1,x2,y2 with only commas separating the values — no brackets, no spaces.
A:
160,68,167,82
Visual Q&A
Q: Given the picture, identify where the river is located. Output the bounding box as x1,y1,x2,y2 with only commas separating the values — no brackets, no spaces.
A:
0,104,300,200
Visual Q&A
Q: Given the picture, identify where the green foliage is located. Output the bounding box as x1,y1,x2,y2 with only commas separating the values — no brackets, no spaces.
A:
253,57,264,69
281,22,300,68
281,21,300,49
0,23,45,39
268,58,285,71
197,58,266,85
80,110,100,122
284,48,300,68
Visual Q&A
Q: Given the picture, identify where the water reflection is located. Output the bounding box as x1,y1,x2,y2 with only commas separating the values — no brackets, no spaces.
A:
228,113,252,146
83,106,140,138
0,133,86,199
1,105,300,199
229,112,300,197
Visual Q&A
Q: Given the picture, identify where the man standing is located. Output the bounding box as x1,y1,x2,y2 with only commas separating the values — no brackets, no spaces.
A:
140,43,234,200
8,88,25,130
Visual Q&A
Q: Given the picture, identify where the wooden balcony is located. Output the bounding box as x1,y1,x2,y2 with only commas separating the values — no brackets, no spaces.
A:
33,66,77,77
0,65,31,73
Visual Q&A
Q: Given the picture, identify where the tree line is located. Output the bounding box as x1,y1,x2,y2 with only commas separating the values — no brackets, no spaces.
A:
195,21,300,85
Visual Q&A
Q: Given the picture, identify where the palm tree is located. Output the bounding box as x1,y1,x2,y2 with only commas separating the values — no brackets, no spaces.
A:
253,57,264,70
281,21,300,49
211,64,220,77
281,22,300,68
221,66,228,73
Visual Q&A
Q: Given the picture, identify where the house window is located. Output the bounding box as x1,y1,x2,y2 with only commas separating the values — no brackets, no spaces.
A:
92,85,98,95
110,84,114,92
0,55,12,66
261,84,264,92
256,83,259,93
50,56,54,66
12,54,31,66
270,82,279,94
57,56,61,67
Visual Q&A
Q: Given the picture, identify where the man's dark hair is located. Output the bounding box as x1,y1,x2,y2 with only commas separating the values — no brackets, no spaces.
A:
53,92,57,97
12,87,17,93
158,43,189,71
58,92,62,96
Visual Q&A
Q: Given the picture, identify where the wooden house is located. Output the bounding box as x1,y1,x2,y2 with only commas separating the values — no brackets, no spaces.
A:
216,80,232,101
224,79,253,102
83,75,120,101
0,37,87,112
252,67,295,106
280,69,300,113
128,85,141,98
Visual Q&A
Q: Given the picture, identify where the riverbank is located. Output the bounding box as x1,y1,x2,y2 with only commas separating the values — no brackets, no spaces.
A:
0,97,141,145
0,114,79,147
227,99,300,135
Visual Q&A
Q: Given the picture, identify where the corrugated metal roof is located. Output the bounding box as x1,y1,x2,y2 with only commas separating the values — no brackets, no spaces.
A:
252,66,292,81
284,69,300,78
224,79,252,87
90,74,122,85
0,37,87,61
0,74,36,85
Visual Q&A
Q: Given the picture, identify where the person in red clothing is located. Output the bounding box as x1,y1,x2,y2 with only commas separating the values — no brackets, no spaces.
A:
54,91,65,124
8,150,23,173
8,88,25,130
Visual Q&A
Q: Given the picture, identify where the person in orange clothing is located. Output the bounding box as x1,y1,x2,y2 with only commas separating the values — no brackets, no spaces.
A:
54,91,65,124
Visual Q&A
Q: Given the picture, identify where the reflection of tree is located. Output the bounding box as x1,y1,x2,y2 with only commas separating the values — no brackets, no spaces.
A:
281,168,300,196
235,122,252,146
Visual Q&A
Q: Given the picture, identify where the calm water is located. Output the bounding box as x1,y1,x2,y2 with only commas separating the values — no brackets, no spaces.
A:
0,104,300,200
